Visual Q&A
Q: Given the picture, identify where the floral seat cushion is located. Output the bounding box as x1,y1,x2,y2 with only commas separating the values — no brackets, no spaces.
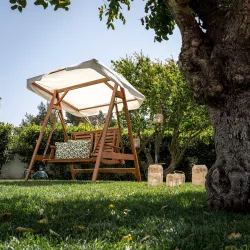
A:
55,140,91,159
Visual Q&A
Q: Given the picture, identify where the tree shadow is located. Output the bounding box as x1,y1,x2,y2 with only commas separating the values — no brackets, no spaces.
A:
0,184,250,249
0,180,114,187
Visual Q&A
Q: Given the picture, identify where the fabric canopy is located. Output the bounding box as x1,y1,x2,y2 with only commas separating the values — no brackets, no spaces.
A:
27,59,145,117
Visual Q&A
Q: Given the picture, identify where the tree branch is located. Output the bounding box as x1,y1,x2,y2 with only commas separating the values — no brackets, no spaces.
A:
137,132,156,154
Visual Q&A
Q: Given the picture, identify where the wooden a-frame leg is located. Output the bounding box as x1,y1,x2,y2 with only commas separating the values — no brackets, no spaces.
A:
92,84,118,183
43,113,58,156
115,104,125,164
121,88,142,182
115,104,124,153
69,164,76,180
25,92,57,181
57,94,69,142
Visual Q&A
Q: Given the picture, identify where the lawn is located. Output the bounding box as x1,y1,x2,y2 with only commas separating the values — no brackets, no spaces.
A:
0,181,250,250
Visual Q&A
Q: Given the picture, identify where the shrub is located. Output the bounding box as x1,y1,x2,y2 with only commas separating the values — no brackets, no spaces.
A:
0,123,13,170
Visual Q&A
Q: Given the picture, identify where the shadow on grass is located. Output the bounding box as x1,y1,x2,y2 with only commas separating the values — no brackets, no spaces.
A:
0,180,114,186
0,182,250,249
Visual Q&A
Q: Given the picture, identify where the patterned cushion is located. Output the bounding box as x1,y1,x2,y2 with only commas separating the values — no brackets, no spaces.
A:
55,140,90,159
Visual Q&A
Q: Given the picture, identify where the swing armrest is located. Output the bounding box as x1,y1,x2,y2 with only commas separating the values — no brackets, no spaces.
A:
49,146,56,159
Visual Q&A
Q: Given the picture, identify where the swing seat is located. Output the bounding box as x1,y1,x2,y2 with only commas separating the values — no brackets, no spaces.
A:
42,128,126,163
38,128,136,178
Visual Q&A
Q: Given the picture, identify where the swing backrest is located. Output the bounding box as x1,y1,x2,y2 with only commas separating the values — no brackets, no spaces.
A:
93,128,120,155
71,132,94,156
70,128,120,157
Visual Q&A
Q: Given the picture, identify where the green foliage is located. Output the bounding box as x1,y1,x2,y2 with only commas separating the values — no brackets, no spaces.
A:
64,112,87,126
21,102,56,127
142,0,175,42
99,0,175,42
165,61,211,136
112,53,170,134
112,53,212,170
1,181,250,249
9,0,70,12
0,123,13,168
65,111,116,128
9,0,175,42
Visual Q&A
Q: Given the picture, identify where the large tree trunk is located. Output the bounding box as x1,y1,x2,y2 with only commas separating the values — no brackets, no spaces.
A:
206,92,250,211
167,0,250,211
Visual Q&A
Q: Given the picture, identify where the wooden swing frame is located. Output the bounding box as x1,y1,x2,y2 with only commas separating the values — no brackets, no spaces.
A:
25,79,142,183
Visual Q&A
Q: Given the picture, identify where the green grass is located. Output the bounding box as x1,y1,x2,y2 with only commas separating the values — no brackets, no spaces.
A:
0,181,250,250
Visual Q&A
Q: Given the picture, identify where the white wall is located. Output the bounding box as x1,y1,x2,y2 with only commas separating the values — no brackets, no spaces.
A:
1,155,27,179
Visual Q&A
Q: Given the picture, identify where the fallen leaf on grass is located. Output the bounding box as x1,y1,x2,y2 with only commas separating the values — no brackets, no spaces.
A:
39,209,44,216
72,226,86,231
123,209,131,215
38,216,48,224
0,213,12,219
228,233,242,240
15,227,35,233
160,205,168,210
49,229,60,237
140,235,151,242
185,234,196,240
109,204,115,209
121,234,132,241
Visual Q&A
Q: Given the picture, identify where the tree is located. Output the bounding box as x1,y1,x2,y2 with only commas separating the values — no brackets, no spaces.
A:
65,112,87,126
10,0,250,211
65,111,114,128
112,53,211,175
21,101,55,126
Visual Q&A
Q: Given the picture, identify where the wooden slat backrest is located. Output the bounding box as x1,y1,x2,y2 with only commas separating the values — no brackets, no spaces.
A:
71,131,94,156
70,128,120,156
94,128,119,154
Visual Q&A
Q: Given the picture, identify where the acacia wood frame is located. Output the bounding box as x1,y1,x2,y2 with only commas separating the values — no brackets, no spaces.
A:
25,79,142,183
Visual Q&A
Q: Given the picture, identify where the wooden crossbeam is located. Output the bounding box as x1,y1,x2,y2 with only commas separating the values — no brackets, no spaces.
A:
104,81,114,90
101,152,134,160
56,91,69,105
79,98,136,111
32,82,79,112
73,168,136,174
46,158,96,163
56,77,108,93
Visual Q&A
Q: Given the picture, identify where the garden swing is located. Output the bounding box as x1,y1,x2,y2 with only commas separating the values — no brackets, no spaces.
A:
25,59,145,183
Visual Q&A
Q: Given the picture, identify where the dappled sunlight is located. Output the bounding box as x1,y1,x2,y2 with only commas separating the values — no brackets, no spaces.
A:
1,181,248,249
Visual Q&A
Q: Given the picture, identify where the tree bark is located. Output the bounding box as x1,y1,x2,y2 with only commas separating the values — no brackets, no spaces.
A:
206,92,250,212
166,0,250,211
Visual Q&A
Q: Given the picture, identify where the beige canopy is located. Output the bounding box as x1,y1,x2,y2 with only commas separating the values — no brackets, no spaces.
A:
27,59,145,117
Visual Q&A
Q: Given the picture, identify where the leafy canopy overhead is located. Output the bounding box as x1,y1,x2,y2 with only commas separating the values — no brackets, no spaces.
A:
9,0,175,42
